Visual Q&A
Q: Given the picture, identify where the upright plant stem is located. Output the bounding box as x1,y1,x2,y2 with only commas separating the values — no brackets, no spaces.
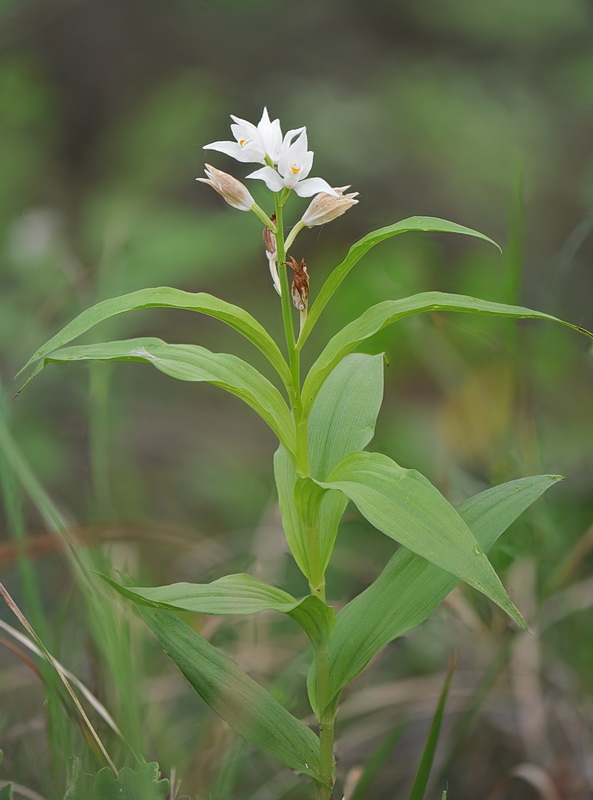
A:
315,642,336,798
274,194,309,474
274,197,299,406
274,193,335,797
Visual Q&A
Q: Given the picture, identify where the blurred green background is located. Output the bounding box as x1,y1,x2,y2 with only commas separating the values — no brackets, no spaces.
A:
1,1,592,798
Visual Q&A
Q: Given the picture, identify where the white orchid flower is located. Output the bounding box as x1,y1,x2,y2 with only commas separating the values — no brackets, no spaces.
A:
203,108,284,165
247,129,338,198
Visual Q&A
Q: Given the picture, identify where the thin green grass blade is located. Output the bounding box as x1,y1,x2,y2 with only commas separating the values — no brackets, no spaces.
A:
101,573,334,651
407,657,456,800
349,720,406,800
315,451,525,628
18,286,292,392
298,218,500,348
0,386,48,640
0,420,147,759
302,292,593,413
309,474,561,715
436,640,512,786
31,338,297,456
138,606,325,783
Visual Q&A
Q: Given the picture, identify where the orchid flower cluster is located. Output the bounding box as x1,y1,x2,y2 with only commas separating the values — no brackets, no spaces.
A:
198,108,359,324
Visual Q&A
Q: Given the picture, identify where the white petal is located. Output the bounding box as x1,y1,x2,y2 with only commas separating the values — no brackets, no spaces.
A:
230,114,257,129
246,165,285,192
293,177,339,198
203,140,261,163
258,107,272,128
257,108,283,162
282,126,306,147
230,121,258,141
299,149,314,180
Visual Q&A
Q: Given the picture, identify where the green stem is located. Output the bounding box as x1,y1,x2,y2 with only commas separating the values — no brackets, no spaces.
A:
274,194,308,474
273,192,334,798
285,219,305,251
314,642,336,797
252,202,277,231
274,197,298,384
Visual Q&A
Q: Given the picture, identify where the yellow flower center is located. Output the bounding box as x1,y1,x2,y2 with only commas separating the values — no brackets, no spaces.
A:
290,165,301,175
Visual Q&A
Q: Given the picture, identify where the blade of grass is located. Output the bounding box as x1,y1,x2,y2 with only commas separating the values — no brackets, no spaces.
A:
436,640,512,785
0,618,122,737
0,419,145,760
0,584,117,773
0,387,48,639
407,654,457,800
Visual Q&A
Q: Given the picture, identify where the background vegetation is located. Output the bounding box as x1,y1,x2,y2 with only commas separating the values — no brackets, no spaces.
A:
1,1,592,798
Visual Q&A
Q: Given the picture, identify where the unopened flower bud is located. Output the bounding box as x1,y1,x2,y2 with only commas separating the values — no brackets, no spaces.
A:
197,164,255,211
301,185,359,228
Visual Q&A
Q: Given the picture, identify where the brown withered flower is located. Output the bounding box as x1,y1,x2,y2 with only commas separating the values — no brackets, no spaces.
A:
285,255,309,311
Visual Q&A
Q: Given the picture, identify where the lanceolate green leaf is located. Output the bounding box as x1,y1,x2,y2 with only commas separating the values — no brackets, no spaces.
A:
101,573,334,651
139,607,324,783
18,287,292,392
274,444,313,580
309,475,561,715
315,451,524,627
275,355,385,582
301,292,593,414
33,338,297,456
298,218,500,348
307,353,384,478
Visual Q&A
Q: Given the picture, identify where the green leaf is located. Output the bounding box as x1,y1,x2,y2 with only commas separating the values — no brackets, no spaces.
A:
302,291,593,414
18,287,292,391
407,659,456,800
101,573,334,651
298,217,500,348
275,354,385,583
139,606,324,783
310,474,561,715
0,784,13,800
33,338,297,456
93,763,169,800
308,353,384,478
274,444,313,579
315,451,524,627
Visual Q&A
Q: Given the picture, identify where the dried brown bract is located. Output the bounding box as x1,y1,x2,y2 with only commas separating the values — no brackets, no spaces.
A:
262,213,277,259
285,255,309,311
